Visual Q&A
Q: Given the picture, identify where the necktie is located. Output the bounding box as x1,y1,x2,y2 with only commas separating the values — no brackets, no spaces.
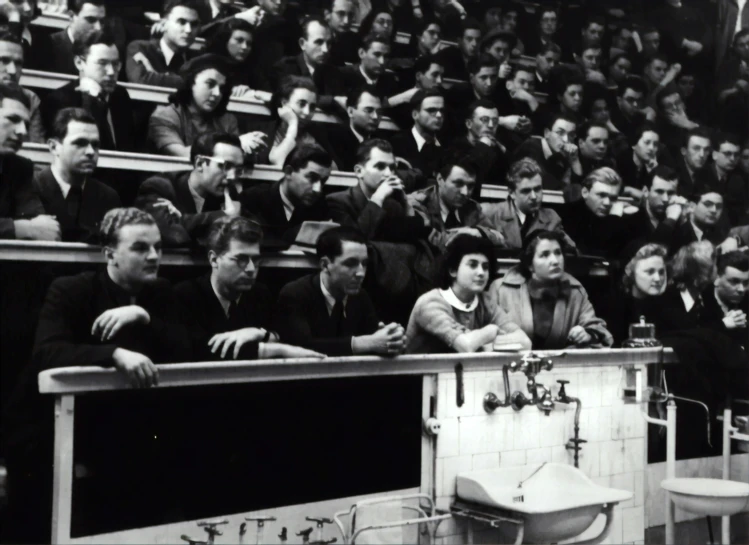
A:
66,185,83,222
331,300,345,335
445,210,460,230
227,299,239,320
520,213,535,241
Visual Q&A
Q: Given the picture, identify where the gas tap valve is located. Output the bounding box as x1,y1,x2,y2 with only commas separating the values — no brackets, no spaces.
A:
306,516,334,544
296,527,314,543
181,536,208,545
197,519,229,544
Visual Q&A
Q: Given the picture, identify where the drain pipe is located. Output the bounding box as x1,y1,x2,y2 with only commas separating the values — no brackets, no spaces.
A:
722,406,731,545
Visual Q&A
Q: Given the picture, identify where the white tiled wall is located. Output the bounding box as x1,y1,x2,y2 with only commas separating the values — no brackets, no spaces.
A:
431,364,647,545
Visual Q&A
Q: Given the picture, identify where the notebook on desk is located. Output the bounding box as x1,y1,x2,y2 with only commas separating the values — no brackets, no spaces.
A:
287,221,340,253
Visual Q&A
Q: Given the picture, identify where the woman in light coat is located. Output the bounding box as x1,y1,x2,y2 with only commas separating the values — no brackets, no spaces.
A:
489,230,613,349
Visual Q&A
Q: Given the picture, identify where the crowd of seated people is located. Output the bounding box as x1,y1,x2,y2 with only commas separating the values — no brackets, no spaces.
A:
0,0,748,542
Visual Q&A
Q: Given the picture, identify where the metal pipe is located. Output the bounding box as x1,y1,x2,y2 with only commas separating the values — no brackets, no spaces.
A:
722,407,731,545
666,400,676,545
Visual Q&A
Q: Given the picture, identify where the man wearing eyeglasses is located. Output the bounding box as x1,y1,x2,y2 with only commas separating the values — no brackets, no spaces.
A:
390,89,445,191
40,28,136,152
135,132,247,247
445,98,510,199
176,216,325,360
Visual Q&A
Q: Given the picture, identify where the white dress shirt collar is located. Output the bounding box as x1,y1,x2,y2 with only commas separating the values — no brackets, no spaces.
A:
439,287,479,312
411,125,440,152
320,275,347,316
188,183,205,213
359,65,376,85
51,167,85,199
690,219,704,241
160,37,177,66
439,196,459,223
279,183,295,221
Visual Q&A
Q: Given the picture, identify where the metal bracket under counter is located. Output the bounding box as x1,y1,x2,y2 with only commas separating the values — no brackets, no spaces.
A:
38,349,677,396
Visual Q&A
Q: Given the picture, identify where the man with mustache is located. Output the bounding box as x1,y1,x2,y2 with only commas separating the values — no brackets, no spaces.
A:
275,225,405,356
176,216,324,360
407,158,504,251
33,108,120,242
0,82,59,241
41,29,136,152
135,132,246,247
240,144,333,245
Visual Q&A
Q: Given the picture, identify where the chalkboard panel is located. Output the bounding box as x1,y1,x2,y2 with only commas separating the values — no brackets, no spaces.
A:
71,376,423,537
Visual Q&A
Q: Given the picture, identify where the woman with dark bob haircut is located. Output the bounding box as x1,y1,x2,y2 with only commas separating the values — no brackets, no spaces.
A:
490,230,613,349
405,234,531,354
148,54,267,158
206,18,271,99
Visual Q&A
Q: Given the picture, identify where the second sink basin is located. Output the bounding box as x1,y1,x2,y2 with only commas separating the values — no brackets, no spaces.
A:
457,463,632,543
661,478,749,516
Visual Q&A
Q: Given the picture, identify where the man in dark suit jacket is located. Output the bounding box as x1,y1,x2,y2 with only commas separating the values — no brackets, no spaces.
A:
338,34,400,102
273,17,344,113
125,0,199,87
176,216,324,360
326,0,359,66
479,158,576,250
0,83,60,240
41,30,136,152
673,187,731,251
1,207,193,544
327,139,432,244
674,127,711,197
701,250,748,351
275,226,405,356
700,134,749,227
42,0,107,75
514,113,583,191
327,86,385,171
240,144,333,246
390,89,445,188
135,132,246,246
559,166,629,258
436,18,481,81
34,107,120,242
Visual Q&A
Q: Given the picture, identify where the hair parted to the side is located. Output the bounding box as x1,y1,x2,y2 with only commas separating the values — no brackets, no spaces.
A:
621,243,668,292
316,226,368,261
99,207,157,247
207,215,263,256
439,234,497,289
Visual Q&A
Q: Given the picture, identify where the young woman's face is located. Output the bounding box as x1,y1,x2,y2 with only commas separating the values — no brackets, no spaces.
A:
633,130,659,162
282,87,318,125
632,256,667,297
191,68,227,113
227,29,252,62
451,253,490,294
561,84,583,112
590,98,610,124
530,239,564,282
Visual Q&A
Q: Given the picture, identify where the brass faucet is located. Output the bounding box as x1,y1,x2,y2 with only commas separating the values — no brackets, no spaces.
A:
508,352,565,415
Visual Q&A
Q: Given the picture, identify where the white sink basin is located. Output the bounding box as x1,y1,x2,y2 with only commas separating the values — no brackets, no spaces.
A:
661,478,749,516
457,463,632,544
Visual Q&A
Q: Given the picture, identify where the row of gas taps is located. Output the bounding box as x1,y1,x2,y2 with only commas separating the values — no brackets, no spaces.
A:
182,516,337,545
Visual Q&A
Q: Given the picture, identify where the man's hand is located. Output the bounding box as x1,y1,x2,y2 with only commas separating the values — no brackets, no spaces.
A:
736,79,749,94
92,306,150,341
14,215,61,241
498,62,512,79
133,51,156,73
151,198,182,220
208,327,267,359
665,196,688,220
235,5,264,26
150,19,166,38
262,343,326,359
448,226,482,238
361,322,405,356
718,236,740,254
723,309,747,329
76,76,103,98
560,143,579,162
112,348,159,388
567,325,592,345
371,175,405,207
682,39,703,56
661,63,682,87
239,131,267,154
412,5,423,19
666,109,697,130
223,187,242,216
501,115,530,132
232,85,252,97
